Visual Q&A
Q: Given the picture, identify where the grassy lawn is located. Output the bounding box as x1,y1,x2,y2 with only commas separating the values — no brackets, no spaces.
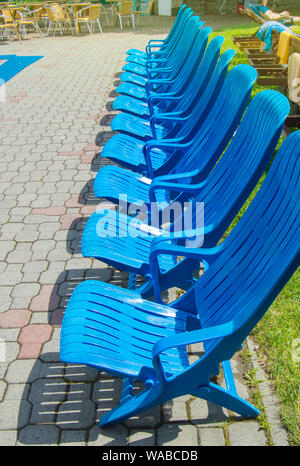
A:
209,22,300,446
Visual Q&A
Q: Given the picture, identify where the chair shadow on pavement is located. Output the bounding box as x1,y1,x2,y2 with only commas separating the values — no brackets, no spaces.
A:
16,355,180,445
16,349,229,445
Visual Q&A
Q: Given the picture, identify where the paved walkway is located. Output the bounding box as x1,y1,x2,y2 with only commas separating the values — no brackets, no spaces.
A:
0,17,289,446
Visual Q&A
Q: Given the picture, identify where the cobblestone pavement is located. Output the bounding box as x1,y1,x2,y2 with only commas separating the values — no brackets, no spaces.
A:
0,17,289,446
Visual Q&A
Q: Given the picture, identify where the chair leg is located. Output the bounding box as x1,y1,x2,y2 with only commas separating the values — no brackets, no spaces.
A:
119,15,122,29
97,19,103,33
99,382,161,427
132,14,135,29
192,382,260,418
53,22,58,36
86,21,92,35
128,273,137,290
47,21,51,36
35,23,43,37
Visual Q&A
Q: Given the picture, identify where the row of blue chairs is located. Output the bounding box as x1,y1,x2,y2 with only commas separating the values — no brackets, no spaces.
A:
60,5,300,428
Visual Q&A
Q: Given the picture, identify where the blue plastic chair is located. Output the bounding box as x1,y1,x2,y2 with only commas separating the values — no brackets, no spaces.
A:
126,5,191,61
113,34,222,129
123,7,195,79
94,51,242,205
60,130,300,427
82,90,290,298
100,64,256,176
113,36,228,121
117,19,207,104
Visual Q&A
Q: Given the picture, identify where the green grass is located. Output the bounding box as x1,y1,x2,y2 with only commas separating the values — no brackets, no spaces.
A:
209,22,300,446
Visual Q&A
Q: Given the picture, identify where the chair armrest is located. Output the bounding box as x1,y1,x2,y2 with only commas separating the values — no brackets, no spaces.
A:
142,138,190,178
149,240,222,302
149,178,205,203
148,94,181,116
149,112,187,136
152,321,235,383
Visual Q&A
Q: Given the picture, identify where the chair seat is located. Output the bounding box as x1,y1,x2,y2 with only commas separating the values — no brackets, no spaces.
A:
116,82,147,101
60,280,190,381
101,133,170,172
113,94,151,118
127,48,147,58
122,61,148,77
82,209,177,274
111,112,160,140
120,71,148,87
126,54,147,66
93,164,168,205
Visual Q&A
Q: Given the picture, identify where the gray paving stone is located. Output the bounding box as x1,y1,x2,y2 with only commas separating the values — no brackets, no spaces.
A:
198,427,225,446
128,429,156,446
3,383,30,401
88,425,128,446
0,399,31,430
60,429,87,446
157,424,199,446
11,283,40,298
64,364,99,383
0,380,7,401
163,395,190,423
57,399,96,430
0,430,17,446
124,403,162,429
228,421,267,446
190,397,229,426
17,424,60,446
5,359,42,384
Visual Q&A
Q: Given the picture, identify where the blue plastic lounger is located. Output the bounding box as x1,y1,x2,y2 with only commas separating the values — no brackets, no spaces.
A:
82,90,289,297
122,15,201,80
113,36,228,120
125,5,191,61
60,130,300,427
117,18,207,103
126,5,191,59
114,37,228,120
123,8,195,79
95,53,247,205
100,64,256,176
117,23,211,106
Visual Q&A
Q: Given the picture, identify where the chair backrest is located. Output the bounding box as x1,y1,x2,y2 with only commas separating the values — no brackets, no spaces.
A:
51,4,67,20
173,35,226,115
135,0,154,14
162,16,203,78
119,1,134,15
2,9,15,23
173,130,300,380
45,7,58,22
168,89,289,252
88,5,101,21
164,5,193,50
195,89,290,242
241,6,265,24
159,65,257,177
33,7,45,21
169,26,212,95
